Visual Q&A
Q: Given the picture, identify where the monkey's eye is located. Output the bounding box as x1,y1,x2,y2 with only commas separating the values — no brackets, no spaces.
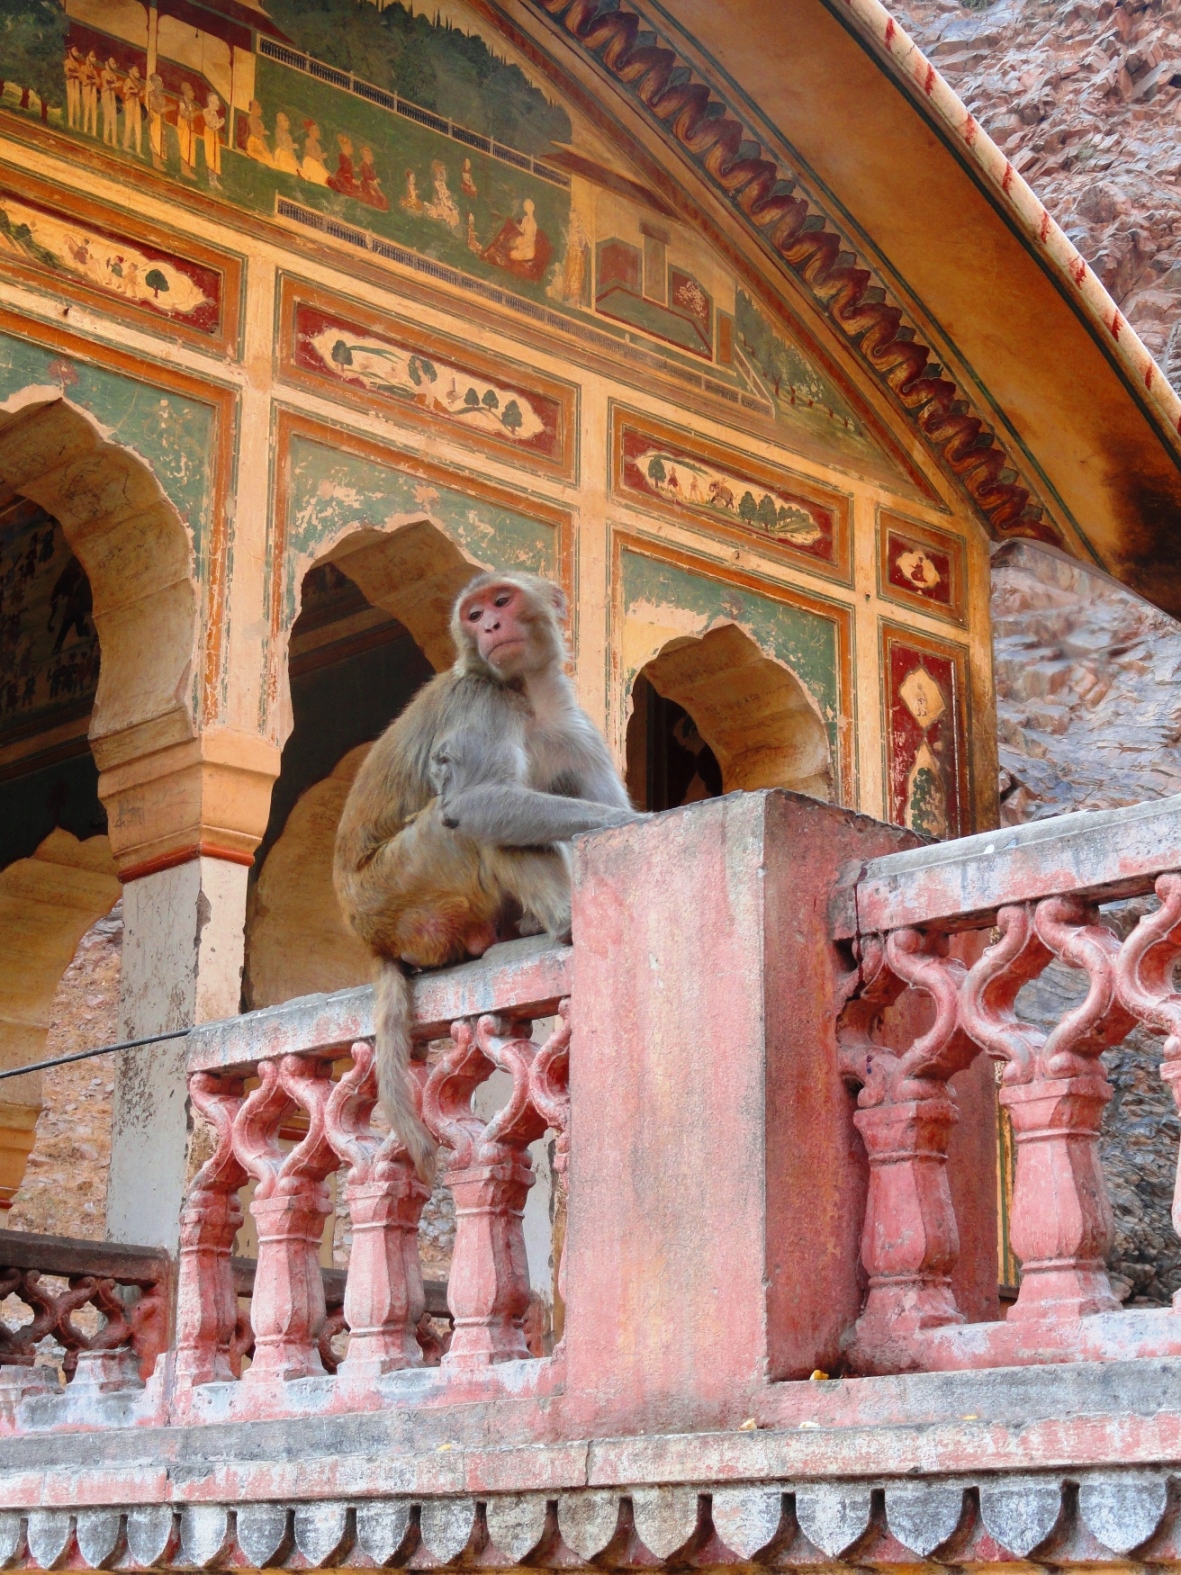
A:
466,606,481,621
494,592,511,607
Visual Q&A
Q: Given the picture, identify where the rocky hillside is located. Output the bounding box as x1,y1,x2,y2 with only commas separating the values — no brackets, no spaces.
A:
890,0,1181,377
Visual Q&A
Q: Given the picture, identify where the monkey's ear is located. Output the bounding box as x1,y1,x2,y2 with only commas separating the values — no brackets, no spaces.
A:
550,583,568,622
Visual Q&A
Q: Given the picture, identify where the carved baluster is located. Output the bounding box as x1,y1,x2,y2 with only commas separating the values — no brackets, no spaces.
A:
998,897,1134,1320
423,1015,546,1368
1116,873,1181,1300
324,1040,430,1377
528,1002,571,1316
232,1055,338,1381
174,1072,248,1386
852,928,977,1346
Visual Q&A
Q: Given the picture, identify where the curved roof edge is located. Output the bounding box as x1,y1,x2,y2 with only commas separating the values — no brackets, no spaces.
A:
843,0,1181,453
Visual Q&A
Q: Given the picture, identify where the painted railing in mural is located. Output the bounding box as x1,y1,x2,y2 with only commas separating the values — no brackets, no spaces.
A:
174,937,569,1402
834,793,1181,1372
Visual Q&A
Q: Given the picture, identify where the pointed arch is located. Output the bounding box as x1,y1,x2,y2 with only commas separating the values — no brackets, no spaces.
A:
628,623,833,804
0,392,199,766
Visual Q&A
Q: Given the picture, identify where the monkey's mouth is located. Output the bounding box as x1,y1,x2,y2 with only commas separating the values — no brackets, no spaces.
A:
485,637,526,662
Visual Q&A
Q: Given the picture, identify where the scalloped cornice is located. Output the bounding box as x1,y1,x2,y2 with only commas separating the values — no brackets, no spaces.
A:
529,0,1062,547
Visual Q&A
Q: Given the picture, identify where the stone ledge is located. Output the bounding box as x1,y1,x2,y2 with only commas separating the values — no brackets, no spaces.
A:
1,1470,1179,1569
186,936,571,1073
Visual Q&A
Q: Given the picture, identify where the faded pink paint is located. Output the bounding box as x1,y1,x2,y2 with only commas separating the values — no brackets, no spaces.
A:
564,790,920,1434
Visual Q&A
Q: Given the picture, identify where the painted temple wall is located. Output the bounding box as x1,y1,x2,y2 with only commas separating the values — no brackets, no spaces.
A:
0,0,1001,1235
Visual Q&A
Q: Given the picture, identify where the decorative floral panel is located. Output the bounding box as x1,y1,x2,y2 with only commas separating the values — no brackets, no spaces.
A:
611,408,852,584
882,624,970,839
878,510,967,626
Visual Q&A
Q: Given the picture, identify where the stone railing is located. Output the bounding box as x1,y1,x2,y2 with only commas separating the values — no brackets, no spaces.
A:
0,1231,169,1397
833,792,1181,1372
172,936,569,1417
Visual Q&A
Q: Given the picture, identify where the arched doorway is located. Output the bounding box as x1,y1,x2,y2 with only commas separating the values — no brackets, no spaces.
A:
245,521,478,1009
0,393,199,1214
625,623,833,810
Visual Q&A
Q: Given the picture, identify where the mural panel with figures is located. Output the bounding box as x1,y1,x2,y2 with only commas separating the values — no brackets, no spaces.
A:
0,0,941,486
878,511,967,626
882,624,970,840
0,497,98,745
0,170,239,351
279,281,575,476
612,408,852,584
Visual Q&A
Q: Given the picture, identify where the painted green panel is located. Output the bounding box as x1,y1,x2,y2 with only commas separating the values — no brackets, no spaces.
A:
283,433,556,625
0,334,215,562
621,547,840,756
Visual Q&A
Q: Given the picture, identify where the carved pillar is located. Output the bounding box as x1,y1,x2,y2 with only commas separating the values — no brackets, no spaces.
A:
423,1016,546,1368
232,1055,337,1381
961,898,1130,1320
849,928,977,1349
104,729,280,1251
174,1072,247,1386
325,1040,430,1377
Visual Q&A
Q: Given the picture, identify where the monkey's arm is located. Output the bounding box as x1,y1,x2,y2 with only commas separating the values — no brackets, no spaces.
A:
440,783,637,844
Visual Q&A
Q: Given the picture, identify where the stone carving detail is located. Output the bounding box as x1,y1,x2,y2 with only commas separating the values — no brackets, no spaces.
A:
173,997,568,1391
844,865,1181,1366
422,1015,548,1367
0,1265,166,1390
1,1476,1178,1570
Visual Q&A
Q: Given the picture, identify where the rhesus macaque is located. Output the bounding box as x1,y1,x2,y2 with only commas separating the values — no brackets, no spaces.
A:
334,571,638,1177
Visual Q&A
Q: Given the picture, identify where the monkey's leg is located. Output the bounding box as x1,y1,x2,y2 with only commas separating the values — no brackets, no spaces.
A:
491,846,572,941
442,784,638,844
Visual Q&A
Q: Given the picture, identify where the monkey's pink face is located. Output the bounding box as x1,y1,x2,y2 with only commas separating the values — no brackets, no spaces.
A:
460,583,535,674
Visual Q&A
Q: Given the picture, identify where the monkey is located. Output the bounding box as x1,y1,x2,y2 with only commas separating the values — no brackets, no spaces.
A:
333,570,639,1179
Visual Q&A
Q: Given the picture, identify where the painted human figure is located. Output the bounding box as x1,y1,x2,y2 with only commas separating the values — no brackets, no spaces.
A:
121,65,144,155
81,52,99,137
425,160,459,229
100,58,120,146
461,157,477,198
327,132,360,196
509,197,538,263
401,168,423,212
176,83,198,178
245,100,274,166
202,91,223,187
300,121,329,185
272,111,299,175
147,74,167,169
357,146,388,210
65,47,84,130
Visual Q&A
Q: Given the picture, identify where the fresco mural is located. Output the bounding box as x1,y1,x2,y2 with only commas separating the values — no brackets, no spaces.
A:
882,624,969,839
878,512,967,626
0,0,910,460
612,409,852,583
617,539,852,798
285,294,572,472
0,330,217,563
734,291,889,472
0,496,98,743
277,424,563,629
0,184,224,335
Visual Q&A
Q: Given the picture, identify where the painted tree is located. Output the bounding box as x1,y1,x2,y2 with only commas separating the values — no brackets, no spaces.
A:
144,269,169,300
738,490,758,523
647,456,666,486
0,0,67,122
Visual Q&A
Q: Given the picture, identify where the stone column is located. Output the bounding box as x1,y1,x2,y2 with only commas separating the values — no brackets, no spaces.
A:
100,729,279,1250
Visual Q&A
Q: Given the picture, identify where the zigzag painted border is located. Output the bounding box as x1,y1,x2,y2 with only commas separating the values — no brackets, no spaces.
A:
529,0,1061,546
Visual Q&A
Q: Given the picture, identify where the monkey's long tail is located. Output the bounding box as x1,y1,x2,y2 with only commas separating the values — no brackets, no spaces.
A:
373,956,437,1184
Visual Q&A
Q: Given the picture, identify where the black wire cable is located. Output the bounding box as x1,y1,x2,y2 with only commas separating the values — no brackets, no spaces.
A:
0,1028,191,1082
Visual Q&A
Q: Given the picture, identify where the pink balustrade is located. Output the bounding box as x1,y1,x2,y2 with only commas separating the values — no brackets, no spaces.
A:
834,800,1181,1373
173,945,571,1397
